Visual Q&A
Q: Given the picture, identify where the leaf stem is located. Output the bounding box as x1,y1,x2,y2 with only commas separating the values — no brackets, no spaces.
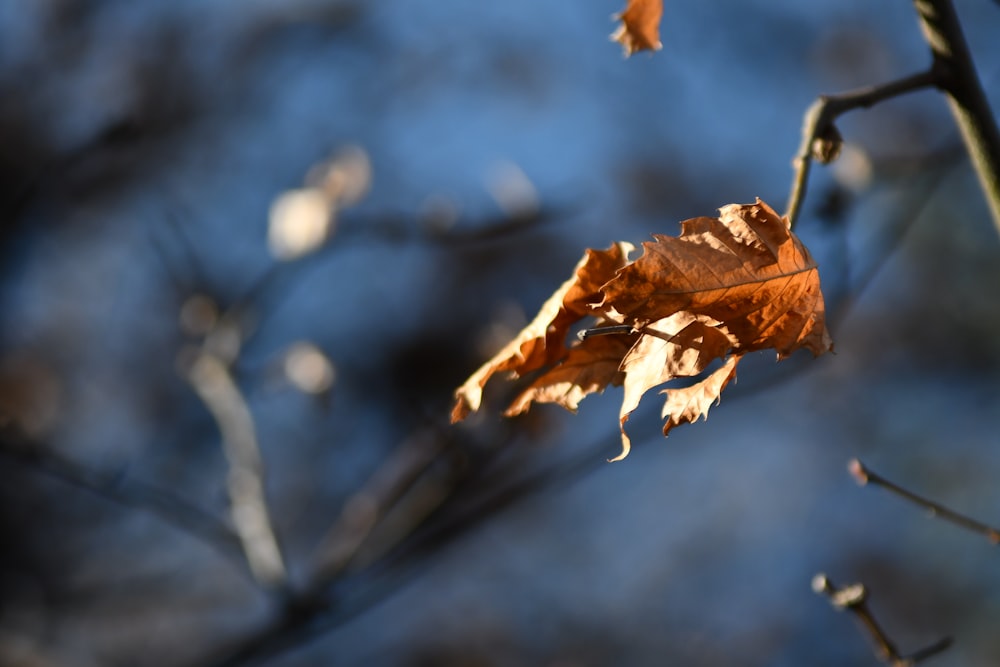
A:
785,69,939,227
849,458,1000,544
577,324,635,340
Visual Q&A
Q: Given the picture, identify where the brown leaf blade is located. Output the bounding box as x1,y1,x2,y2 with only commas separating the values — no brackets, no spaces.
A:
451,199,832,461
450,242,633,423
505,331,634,417
658,354,740,432
611,0,663,57
613,314,736,460
600,199,832,357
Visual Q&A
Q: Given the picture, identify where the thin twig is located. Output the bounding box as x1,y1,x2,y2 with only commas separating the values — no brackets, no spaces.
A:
785,69,939,227
913,0,1000,234
812,573,953,666
849,458,1000,544
309,430,449,586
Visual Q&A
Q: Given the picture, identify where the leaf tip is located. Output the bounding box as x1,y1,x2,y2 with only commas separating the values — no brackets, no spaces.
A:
451,398,472,424
450,394,475,424
608,416,633,462
607,442,631,463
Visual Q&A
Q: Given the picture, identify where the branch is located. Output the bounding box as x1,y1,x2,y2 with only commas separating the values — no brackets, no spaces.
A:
187,347,288,589
785,69,939,227
787,0,1000,231
913,0,1000,234
849,458,1000,544
812,573,952,666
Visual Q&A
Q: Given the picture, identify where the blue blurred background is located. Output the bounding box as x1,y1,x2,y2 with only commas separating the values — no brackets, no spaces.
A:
0,1,999,665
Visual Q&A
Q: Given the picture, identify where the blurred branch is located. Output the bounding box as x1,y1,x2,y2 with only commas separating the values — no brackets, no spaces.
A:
825,147,963,332
153,211,288,591
244,204,565,303
161,158,563,597
309,429,452,587
199,418,604,667
812,573,952,666
913,0,1000,234
785,69,938,227
201,335,931,664
226,199,566,366
148,204,211,298
0,426,250,578
183,305,289,589
187,348,288,589
849,458,1000,544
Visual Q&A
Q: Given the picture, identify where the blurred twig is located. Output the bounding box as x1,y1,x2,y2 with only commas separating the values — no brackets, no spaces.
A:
179,279,290,588
825,147,963,332
812,573,952,666
0,425,251,579
187,344,288,589
849,458,1000,544
149,197,288,590
235,205,567,349
309,429,453,586
199,417,610,667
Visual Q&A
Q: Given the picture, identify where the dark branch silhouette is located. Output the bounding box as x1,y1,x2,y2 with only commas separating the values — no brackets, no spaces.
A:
0,426,252,580
849,458,1000,544
812,573,952,666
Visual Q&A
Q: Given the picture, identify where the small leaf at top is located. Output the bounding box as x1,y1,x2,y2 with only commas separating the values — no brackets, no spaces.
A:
611,0,663,57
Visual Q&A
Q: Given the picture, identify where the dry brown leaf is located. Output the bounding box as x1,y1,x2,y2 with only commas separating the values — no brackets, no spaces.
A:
611,0,663,57
451,199,832,460
615,314,735,460
657,354,740,431
599,201,831,358
451,242,633,423
505,328,635,417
